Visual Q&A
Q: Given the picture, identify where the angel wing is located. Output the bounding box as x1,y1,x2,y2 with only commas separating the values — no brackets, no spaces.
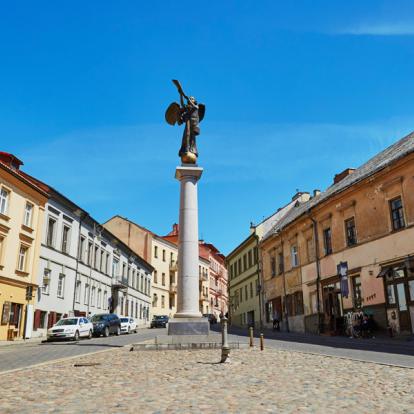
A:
165,102,181,126
198,103,206,122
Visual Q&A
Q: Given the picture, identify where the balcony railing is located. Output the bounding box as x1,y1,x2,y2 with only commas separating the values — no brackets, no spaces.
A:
169,260,178,272
112,277,128,290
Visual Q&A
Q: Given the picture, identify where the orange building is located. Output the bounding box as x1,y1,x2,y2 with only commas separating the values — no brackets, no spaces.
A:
261,133,414,336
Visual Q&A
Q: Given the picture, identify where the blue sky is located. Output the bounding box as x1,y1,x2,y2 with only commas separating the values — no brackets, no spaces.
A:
2,1,414,254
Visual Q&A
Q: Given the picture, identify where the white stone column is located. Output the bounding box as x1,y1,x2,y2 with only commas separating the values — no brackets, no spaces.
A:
174,165,203,318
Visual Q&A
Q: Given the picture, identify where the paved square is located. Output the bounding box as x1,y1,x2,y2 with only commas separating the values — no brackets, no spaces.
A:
0,347,413,413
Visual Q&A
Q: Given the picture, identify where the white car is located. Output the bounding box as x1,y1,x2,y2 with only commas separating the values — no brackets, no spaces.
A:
120,317,137,334
47,317,93,341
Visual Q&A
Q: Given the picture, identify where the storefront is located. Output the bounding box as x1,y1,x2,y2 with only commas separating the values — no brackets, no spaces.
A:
321,276,344,334
379,258,414,335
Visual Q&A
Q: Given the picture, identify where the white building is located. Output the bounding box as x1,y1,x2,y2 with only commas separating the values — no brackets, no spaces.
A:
32,186,153,337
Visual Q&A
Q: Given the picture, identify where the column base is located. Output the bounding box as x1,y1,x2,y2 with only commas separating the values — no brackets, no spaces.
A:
167,318,210,336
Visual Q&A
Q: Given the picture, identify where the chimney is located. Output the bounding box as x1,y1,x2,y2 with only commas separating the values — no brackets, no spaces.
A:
333,168,355,185
313,189,321,197
171,223,179,236
0,152,23,170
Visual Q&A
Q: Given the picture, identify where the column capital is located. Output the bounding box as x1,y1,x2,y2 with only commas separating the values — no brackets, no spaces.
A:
175,165,203,181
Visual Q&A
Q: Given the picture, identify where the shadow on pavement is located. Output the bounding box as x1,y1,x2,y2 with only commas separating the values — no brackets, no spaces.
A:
210,325,414,357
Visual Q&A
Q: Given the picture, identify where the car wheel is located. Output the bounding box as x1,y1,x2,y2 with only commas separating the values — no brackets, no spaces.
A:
104,327,109,337
116,326,121,336
73,330,80,341
88,330,92,339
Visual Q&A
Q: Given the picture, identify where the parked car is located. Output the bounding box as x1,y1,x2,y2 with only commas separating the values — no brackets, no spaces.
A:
120,317,137,334
203,313,217,325
91,313,121,337
47,317,93,341
150,315,169,328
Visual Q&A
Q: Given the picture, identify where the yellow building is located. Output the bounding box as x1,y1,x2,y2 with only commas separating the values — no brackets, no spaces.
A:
0,152,47,341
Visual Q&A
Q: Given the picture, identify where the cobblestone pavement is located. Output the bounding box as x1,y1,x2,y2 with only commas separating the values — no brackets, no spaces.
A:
1,347,413,413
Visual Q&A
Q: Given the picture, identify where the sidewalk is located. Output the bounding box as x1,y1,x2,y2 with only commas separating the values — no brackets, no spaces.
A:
222,325,414,356
0,337,44,348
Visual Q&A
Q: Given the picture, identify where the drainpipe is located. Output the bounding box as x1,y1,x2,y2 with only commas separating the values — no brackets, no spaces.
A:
254,231,263,330
72,212,88,314
280,236,290,333
308,211,322,334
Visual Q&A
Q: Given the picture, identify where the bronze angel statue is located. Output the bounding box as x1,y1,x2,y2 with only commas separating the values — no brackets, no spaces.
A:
165,80,205,164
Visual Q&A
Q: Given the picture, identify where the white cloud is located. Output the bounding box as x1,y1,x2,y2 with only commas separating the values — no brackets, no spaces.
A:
337,22,414,36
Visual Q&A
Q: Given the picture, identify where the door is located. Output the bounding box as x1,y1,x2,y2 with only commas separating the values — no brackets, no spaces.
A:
396,283,412,332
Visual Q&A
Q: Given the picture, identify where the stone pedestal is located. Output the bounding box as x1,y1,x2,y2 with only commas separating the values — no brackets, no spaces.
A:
168,164,209,336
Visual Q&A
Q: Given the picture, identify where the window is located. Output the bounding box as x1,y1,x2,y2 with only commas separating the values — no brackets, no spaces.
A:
250,282,253,298
238,258,242,274
255,278,259,296
0,188,9,215
154,270,158,284
161,295,165,308
57,274,65,298
103,291,107,310
278,252,284,274
17,245,28,271
112,257,119,277
162,249,166,262
243,254,247,271
61,225,71,254
239,288,243,303
94,246,100,269
290,245,299,268
100,250,105,272
154,246,158,258
79,236,86,261
84,284,89,305
0,235,4,264
352,276,362,309
122,263,126,277
91,286,96,306
254,247,258,264
46,217,57,247
141,275,144,291
105,253,110,274
248,250,253,268
345,218,357,247
87,241,93,266
23,202,33,227
390,197,405,231
162,273,166,286
306,238,315,262
75,280,81,302
270,256,276,277
245,285,248,301
42,269,51,294
323,228,332,255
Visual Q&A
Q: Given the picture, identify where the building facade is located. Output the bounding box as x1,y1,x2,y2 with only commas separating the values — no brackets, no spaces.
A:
261,133,414,336
0,153,47,341
25,185,153,338
227,194,306,329
104,218,213,317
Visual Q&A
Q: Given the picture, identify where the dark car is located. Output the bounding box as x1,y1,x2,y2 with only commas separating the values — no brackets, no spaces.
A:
91,313,121,337
203,313,217,324
150,315,169,328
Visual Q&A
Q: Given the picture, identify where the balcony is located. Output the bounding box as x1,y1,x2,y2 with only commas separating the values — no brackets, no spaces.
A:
199,272,208,282
199,291,208,302
169,260,178,272
169,283,177,294
112,277,128,290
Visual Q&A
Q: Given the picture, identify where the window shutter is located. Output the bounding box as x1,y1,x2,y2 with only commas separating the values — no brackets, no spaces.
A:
33,310,41,330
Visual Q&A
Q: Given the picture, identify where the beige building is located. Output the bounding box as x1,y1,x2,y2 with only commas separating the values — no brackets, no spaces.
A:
104,218,211,318
0,152,47,341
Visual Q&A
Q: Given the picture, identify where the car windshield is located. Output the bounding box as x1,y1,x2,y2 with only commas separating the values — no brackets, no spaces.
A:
55,318,78,326
91,315,107,322
120,318,129,322
154,316,167,320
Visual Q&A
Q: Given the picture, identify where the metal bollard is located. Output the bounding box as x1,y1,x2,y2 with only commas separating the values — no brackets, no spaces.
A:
220,316,230,363
249,326,254,347
260,333,264,351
